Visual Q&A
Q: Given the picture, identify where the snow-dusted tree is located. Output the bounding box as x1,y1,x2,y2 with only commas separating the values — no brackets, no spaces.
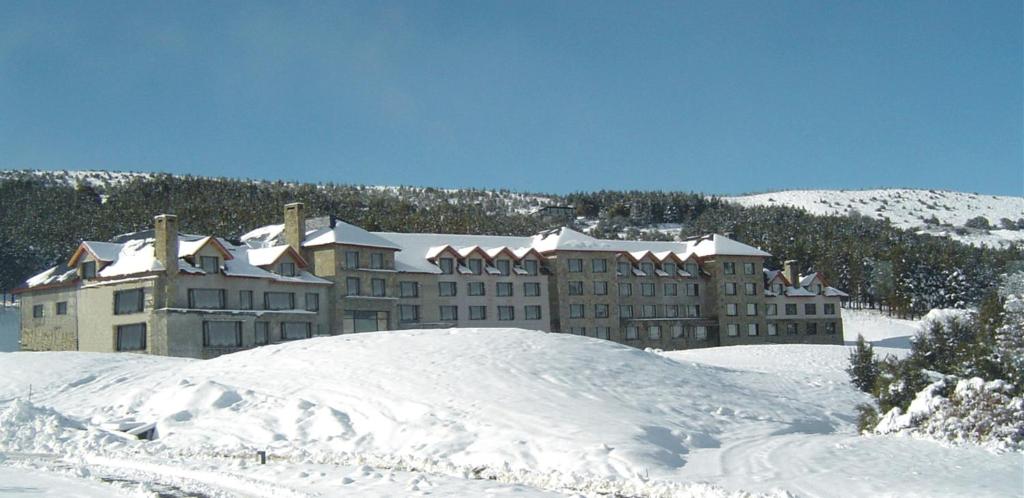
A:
847,335,879,393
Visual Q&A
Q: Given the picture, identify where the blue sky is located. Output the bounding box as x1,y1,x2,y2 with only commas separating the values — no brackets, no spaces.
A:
1,1,1021,195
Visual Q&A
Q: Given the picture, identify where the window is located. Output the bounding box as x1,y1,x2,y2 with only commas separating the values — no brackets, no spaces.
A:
240,290,253,310
203,321,242,348
786,323,798,335
469,306,486,320
279,262,296,277
595,304,609,318
641,283,655,297
744,282,757,296
494,282,512,297
468,258,483,275
496,260,511,276
826,322,837,334
32,304,43,318
568,281,583,295
663,263,677,275
305,293,319,312
773,283,784,294
619,305,634,318
569,304,585,319
115,288,146,314
345,251,360,269
523,259,539,276
815,284,823,294
593,281,608,295
592,258,607,273
686,283,699,296
568,327,586,336
343,310,389,333
642,304,657,318
748,323,759,336
746,303,758,316
399,304,420,323
567,258,583,273
672,325,684,339
640,262,654,275
724,262,736,275
686,305,701,318
468,282,485,296
187,289,223,310
438,257,454,274
281,322,312,340
200,256,219,274
617,261,631,276
116,323,146,351
664,283,677,296
618,283,632,296
625,326,639,340
695,326,708,340
664,305,678,318
807,322,818,335
255,322,269,345
685,263,698,275
767,323,778,336
525,305,542,320
727,323,739,337
524,282,541,297
265,292,294,310
440,305,458,321
439,281,457,297
743,262,755,275
370,253,384,269
785,303,798,316
824,303,836,315
371,278,386,297
805,303,817,315
724,282,737,295
400,281,419,298
346,277,361,296
766,303,777,316
56,301,67,315
596,326,610,339
82,261,97,279
726,303,738,316
648,325,662,340
498,306,515,321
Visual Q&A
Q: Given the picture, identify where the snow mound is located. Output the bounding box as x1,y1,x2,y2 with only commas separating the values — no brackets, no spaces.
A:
0,399,124,455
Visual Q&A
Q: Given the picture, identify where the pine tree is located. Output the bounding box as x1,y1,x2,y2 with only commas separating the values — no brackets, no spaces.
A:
847,334,880,393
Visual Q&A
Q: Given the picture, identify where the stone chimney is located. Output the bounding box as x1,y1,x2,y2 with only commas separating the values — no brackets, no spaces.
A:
154,214,178,275
284,202,306,253
784,260,799,288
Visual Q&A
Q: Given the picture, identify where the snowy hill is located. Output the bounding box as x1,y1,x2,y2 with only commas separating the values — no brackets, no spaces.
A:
0,314,1020,497
726,189,1024,247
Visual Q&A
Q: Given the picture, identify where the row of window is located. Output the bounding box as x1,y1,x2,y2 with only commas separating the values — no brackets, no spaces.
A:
344,251,389,270
31,301,68,318
398,304,544,323
723,282,759,296
567,258,701,278
346,277,387,297
593,324,709,341
612,282,699,297
436,281,543,298
722,262,758,276
603,304,701,319
185,289,320,312
203,321,313,348
725,321,838,337
725,302,837,317
437,257,539,277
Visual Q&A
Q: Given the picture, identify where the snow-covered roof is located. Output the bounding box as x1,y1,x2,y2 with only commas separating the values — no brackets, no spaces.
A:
784,286,817,297
246,245,301,268
24,265,77,288
824,287,849,297
303,219,401,250
799,273,821,287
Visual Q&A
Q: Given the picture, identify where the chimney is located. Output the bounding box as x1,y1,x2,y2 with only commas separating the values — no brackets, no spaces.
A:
784,260,799,288
284,202,306,252
154,214,178,275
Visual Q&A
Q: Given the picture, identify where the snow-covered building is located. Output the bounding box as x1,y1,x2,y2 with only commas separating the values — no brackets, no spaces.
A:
16,203,846,357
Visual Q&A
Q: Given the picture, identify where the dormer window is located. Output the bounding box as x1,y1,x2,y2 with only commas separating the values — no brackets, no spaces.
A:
439,257,454,274
81,261,97,279
468,258,483,275
200,256,219,274
279,262,296,277
496,260,511,276
640,262,654,275
685,263,698,275
773,283,784,294
663,262,677,274
523,259,538,276
815,284,823,294
617,261,631,276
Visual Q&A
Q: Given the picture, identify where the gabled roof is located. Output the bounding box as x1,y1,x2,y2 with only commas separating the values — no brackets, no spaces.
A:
485,246,519,261
247,245,308,268
67,241,122,267
304,219,401,250
457,245,491,260
178,236,234,261
799,272,822,288
683,234,771,258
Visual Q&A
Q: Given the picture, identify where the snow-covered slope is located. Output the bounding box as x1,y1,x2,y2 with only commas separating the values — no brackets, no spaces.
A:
1,317,1020,497
726,189,1024,247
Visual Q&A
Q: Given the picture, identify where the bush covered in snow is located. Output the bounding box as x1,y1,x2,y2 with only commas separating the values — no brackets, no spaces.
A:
851,281,1024,450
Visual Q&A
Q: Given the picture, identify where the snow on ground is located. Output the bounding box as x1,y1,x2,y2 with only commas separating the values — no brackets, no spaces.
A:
0,306,18,353
726,189,1024,247
0,315,1020,497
